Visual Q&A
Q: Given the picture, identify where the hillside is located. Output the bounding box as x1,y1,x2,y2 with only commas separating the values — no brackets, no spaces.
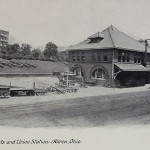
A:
0,58,68,74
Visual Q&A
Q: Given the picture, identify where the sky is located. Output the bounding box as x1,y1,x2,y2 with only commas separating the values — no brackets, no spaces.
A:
0,0,150,48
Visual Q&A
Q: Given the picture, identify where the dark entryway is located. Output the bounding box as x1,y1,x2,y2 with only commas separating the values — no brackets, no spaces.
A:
116,71,146,87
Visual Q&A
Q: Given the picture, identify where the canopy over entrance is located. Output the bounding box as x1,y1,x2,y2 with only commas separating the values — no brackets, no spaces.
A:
114,63,150,87
114,63,148,72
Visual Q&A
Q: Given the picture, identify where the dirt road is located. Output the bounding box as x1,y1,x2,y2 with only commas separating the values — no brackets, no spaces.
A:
0,90,150,127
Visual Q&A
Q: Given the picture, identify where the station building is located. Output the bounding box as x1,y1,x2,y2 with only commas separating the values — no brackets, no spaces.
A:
0,29,9,51
68,25,150,87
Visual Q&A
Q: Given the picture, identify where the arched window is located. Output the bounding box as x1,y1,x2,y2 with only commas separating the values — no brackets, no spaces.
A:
73,67,84,77
92,68,104,79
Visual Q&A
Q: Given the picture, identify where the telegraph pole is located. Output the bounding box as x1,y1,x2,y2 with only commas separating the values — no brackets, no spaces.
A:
144,39,150,67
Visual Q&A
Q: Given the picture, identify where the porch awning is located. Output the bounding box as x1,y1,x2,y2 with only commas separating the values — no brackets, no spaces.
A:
114,63,149,71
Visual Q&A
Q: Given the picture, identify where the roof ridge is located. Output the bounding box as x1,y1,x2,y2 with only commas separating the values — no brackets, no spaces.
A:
121,31,142,44
110,26,143,46
107,27,115,48
104,25,146,49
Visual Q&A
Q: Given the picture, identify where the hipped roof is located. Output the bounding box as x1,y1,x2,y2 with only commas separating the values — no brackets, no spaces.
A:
68,25,150,53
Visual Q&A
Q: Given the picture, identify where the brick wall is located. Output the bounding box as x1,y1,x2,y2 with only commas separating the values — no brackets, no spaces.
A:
68,49,114,86
68,48,150,87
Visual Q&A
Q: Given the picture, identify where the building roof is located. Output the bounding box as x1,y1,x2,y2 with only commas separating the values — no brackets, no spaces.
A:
68,25,150,53
0,29,9,34
88,32,104,39
115,63,149,71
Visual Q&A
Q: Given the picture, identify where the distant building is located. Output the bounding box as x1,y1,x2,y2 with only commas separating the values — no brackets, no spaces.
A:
58,51,68,62
57,46,69,62
68,25,150,87
0,29,9,51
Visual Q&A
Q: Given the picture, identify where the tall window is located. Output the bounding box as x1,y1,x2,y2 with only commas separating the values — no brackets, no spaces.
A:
122,52,125,62
81,56,85,61
97,51,101,62
118,52,121,62
97,56,101,62
134,53,142,64
72,51,76,61
118,51,130,63
127,52,130,62
92,52,96,61
81,52,85,61
72,51,86,62
138,53,141,63
103,50,108,62
77,51,80,61
134,53,137,63
72,56,75,61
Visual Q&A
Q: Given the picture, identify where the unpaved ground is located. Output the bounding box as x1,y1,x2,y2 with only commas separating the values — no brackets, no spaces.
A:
0,84,150,106
0,82,150,127
1,90,150,127
0,76,58,89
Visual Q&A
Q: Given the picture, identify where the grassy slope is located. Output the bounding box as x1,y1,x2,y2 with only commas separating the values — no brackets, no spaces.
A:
0,59,68,74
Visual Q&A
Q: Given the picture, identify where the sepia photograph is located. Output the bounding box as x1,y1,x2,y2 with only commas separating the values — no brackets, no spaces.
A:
0,0,150,149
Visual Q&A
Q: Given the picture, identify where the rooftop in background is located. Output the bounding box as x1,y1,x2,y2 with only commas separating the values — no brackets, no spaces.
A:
68,25,150,53
0,29,9,33
58,46,70,52
0,30,9,39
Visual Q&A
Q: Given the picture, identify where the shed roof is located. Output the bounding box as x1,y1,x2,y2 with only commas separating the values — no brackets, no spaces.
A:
68,25,150,53
115,63,149,71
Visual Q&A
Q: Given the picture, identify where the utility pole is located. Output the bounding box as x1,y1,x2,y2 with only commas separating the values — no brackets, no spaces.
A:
144,39,150,67
111,49,114,87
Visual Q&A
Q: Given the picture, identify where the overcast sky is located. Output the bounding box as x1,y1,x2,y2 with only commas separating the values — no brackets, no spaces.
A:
0,0,150,47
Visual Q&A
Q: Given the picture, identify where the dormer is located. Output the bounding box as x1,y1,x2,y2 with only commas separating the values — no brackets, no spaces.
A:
88,32,104,43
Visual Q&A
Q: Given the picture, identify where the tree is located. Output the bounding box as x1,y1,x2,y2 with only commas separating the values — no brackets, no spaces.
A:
7,43,20,56
32,48,41,60
10,43,20,54
20,43,32,58
43,42,58,60
5,43,20,59
1,48,8,59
